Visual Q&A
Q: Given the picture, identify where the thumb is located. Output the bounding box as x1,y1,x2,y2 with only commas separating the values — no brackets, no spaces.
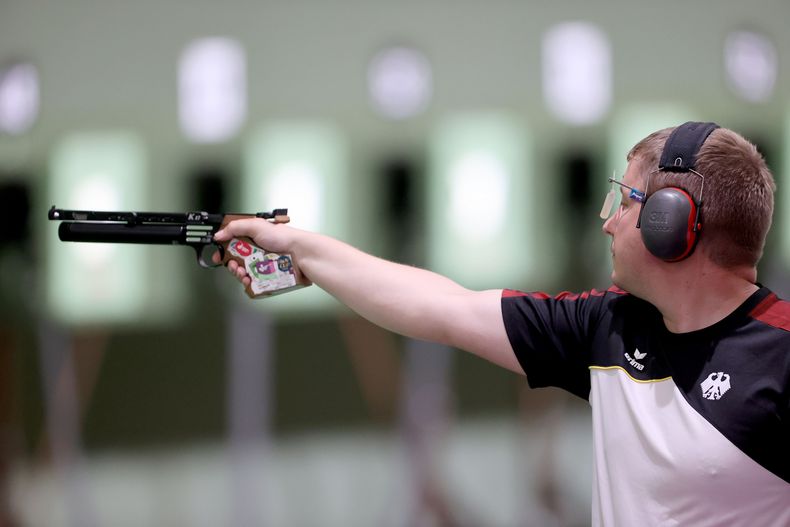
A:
214,217,267,242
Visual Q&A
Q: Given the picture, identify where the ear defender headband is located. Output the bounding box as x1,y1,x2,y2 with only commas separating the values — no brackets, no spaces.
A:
637,121,719,262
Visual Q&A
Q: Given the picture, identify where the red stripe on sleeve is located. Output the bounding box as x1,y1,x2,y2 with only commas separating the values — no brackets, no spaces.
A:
749,293,790,332
502,287,627,300
502,290,549,299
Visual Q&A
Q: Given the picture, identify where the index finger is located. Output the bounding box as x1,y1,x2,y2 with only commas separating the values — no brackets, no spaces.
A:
214,217,267,241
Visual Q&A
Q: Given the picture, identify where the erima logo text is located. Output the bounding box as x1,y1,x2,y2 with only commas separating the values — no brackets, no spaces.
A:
624,348,646,371
700,372,731,400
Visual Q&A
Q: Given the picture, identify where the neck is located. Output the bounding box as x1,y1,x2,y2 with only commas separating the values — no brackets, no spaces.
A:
648,261,758,334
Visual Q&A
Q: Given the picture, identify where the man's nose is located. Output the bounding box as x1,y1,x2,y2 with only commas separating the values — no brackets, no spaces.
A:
602,213,615,235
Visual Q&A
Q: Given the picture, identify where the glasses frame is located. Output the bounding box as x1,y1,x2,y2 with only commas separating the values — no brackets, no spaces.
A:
607,176,646,203
600,173,646,220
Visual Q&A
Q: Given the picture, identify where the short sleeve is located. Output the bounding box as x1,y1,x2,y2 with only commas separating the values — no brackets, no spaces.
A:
501,288,621,399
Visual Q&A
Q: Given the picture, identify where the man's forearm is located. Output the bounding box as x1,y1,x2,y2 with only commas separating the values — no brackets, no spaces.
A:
292,230,472,344
215,219,520,372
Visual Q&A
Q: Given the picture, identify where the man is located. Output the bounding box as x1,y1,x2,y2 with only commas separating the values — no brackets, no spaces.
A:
215,123,789,525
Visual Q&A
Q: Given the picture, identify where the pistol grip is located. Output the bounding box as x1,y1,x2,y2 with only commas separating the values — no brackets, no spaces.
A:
221,237,310,298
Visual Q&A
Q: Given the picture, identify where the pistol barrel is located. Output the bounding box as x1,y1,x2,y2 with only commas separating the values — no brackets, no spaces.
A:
58,222,187,244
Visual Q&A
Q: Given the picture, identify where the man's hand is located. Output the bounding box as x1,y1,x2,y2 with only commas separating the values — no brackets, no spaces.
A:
213,218,297,287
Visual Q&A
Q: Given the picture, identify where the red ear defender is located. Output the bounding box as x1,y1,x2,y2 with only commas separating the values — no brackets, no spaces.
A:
674,188,700,262
637,121,717,262
639,187,700,262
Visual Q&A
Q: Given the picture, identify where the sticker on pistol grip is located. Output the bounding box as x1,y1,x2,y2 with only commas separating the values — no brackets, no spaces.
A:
228,238,297,295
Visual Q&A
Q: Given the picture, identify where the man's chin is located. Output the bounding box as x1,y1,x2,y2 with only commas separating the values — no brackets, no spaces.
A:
611,274,642,298
611,273,629,293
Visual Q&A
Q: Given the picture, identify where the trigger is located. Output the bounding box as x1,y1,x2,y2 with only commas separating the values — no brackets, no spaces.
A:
197,243,224,268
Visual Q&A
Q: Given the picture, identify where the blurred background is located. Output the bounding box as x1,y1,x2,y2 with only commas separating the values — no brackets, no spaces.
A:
1,0,789,525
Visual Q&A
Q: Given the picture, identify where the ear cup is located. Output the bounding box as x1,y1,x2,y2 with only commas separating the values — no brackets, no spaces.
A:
639,188,699,261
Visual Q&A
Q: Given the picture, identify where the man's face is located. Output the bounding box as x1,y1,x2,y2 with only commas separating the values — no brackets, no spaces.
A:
602,162,653,293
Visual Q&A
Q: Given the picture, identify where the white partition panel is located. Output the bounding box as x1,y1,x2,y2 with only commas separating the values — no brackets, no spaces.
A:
427,114,540,289
240,121,350,315
46,132,155,325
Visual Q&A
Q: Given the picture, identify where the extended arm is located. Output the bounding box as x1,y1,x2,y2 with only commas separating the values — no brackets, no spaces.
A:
214,219,522,373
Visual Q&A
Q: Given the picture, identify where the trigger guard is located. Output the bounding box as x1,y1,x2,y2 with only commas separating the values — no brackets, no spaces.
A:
196,243,224,268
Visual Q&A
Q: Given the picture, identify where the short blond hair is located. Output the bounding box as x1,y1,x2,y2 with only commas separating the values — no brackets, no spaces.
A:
628,126,775,268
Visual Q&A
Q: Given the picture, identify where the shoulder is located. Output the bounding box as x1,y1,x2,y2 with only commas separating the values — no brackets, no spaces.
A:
502,285,629,303
742,290,790,383
501,285,656,326
748,290,790,333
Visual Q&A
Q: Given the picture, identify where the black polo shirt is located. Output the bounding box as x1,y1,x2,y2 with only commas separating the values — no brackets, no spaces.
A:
502,286,790,526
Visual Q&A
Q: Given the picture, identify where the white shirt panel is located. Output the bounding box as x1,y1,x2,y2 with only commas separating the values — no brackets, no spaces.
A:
589,367,790,527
